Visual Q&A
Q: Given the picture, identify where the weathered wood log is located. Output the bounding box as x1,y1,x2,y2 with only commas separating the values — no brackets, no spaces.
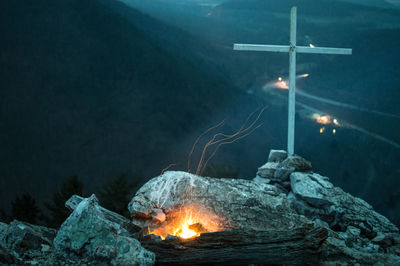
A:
65,194,140,234
140,224,328,265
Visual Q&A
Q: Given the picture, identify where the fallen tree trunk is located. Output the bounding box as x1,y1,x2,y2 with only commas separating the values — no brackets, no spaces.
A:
140,224,328,265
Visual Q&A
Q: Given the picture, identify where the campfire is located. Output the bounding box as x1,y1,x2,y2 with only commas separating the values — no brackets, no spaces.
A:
147,204,224,240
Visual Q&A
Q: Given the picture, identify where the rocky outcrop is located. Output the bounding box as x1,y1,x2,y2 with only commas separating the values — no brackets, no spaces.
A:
1,150,399,265
255,149,400,265
0,220,56,264
128,149,400,265
0,195,154,265
289,171,400,264
128,171,311,232
54,194,155,265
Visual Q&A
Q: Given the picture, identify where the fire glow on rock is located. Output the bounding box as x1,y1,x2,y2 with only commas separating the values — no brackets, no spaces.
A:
149,204,224,240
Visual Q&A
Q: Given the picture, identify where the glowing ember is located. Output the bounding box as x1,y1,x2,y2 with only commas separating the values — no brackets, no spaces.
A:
149,205,223,240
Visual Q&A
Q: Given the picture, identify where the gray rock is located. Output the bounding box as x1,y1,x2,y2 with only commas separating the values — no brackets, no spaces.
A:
252,175,270,184
66,194,141,233
268,149,287,163
290,172,398,238
372,233,396,248
347,226,361,237
273,166,295,181
256,162,278,178
54,194,155,266
321,234,400,265
280,155,312,172
129,171,311,232
1,220,56,253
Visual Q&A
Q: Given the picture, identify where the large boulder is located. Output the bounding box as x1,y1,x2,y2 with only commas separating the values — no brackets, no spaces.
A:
129,171,311,232
289,171,400,264
54,194,155,265
290,172,398,236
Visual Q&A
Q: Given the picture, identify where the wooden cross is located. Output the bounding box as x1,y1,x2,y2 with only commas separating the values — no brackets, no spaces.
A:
234,7,352,156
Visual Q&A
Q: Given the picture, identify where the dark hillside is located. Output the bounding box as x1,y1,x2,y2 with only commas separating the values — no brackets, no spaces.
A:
0,0,236,211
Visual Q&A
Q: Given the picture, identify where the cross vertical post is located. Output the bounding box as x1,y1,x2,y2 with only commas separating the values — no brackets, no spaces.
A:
288,6,297,156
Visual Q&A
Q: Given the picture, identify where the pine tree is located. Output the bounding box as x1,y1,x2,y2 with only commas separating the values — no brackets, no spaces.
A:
98,173,137,218
44,175,83,228
11,193,40,224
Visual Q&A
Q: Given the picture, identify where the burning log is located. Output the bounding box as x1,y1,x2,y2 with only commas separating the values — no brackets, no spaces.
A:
128,171,328,264
140,224,328,265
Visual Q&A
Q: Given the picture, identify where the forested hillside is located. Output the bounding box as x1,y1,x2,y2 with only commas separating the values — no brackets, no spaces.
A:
0,0,238,212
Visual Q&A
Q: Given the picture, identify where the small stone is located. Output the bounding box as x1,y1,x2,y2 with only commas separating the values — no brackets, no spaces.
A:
150,209,166,223
257,162,278,178
165,234,180,241
41,244,51,252
314,219,329,228
273,166,295,181
346,226,361,237
253,175,270,184
372,233,393,248
280,155,312,172
268,150,288,163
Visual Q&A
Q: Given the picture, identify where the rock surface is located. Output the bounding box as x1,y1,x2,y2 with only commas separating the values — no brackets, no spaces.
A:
0,220,56,264
128,171,311,232
54,194,155,265
1,150,399,265
0,195,155,265
129,151,400,265
289,171,400,264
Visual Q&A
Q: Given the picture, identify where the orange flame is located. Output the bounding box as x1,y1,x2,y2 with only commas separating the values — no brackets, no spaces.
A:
149,205,223,240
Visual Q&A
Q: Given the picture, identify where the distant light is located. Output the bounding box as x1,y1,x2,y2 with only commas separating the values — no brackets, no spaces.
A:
333,129,336,134
317,115,331,125
278,77,282,81
320,127,325,134
297,73,310,78
333,119,339,126
309,44,315,48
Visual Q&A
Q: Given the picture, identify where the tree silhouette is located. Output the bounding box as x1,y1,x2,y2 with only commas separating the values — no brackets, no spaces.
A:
44,176,83,228
0,208,10,224
11,193,40,224
98,173,137,218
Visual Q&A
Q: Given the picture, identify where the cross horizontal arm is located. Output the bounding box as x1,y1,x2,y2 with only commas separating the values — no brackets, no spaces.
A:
234,44,290,53
233,44,352,55
296,46,352,55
